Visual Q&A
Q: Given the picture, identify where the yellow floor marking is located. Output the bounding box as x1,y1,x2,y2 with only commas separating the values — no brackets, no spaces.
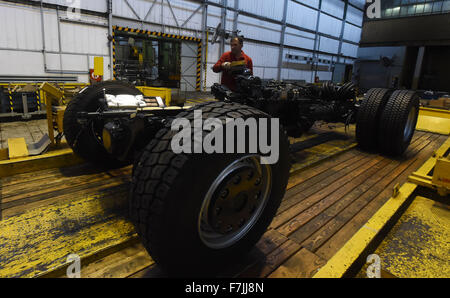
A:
370,196,449,278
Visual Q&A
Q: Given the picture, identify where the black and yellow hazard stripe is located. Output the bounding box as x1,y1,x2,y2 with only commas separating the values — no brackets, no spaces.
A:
112,26,201,42
8,85,13,113
112,26,202,84
196,42,202,91
61,84,66,105
35,83,41,111
112,29,116,80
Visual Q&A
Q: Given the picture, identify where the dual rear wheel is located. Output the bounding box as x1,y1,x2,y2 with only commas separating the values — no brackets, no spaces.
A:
356,89,419,156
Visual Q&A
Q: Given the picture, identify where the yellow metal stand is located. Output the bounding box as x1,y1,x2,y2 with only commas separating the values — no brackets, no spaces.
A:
39,82,65,146
0,83,75,176
408,137,450,196
416,107,450,135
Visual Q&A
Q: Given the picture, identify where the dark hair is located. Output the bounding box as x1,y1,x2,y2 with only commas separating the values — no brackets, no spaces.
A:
231,36,244,46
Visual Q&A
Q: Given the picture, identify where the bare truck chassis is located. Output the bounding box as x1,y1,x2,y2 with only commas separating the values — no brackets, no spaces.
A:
63,68,419,275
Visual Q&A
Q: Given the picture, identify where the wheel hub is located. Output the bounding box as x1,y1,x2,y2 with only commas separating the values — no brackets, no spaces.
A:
403,107,416,142
208,167,264,234
198,155,272,249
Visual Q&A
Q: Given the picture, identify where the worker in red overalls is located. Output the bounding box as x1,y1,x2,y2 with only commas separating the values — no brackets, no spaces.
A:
213,36,253,91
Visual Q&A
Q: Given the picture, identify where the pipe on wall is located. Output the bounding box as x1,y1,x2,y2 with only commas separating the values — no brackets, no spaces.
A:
108,0,114,79
39,0,89,75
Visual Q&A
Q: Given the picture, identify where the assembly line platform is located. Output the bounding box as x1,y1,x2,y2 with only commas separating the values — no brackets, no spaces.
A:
0,99,448,278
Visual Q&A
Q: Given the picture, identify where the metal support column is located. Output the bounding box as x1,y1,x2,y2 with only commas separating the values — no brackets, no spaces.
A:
22,94,31,120
219,0,227,57
312,0,323,83
108,0,114,79
337,0,349,64
161,0,165,33
232,0,239,34
412,46,426,90
56,7,63,73
201,1,208,91
277,0,289,81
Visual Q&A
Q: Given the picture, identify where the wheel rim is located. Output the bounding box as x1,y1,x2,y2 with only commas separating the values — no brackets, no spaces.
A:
198,155,272,249
403,106,416,142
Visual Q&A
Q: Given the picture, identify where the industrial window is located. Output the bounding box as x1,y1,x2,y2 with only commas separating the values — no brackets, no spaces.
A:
115,33,181,88
380,0,450,19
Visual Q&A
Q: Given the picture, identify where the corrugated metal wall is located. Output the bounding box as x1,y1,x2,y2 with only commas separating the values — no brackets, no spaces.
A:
0,0,110,82
204,0,364,86
37,0,107,12
112,0,202,35
0,0,365,89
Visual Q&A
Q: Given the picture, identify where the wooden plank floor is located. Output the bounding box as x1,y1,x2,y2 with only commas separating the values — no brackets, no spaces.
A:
0,126,446,277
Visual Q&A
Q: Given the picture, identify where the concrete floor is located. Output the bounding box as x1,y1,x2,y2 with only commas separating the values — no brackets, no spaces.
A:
0,119,48,149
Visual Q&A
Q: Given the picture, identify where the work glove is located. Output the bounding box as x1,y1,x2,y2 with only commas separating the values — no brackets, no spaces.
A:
222,62,231,71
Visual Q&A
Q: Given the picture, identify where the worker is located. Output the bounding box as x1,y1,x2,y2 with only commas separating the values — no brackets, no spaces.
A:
213,36,253,91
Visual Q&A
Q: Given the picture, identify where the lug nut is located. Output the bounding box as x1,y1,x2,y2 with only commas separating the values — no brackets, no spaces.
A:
220,189,229,198
255,178,261,186
233,175,241,184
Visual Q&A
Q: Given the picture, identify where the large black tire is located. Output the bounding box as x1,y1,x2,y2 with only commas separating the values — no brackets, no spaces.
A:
378,90,419,156
356,88,393,151
63,81,142,167
129,101,291,276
